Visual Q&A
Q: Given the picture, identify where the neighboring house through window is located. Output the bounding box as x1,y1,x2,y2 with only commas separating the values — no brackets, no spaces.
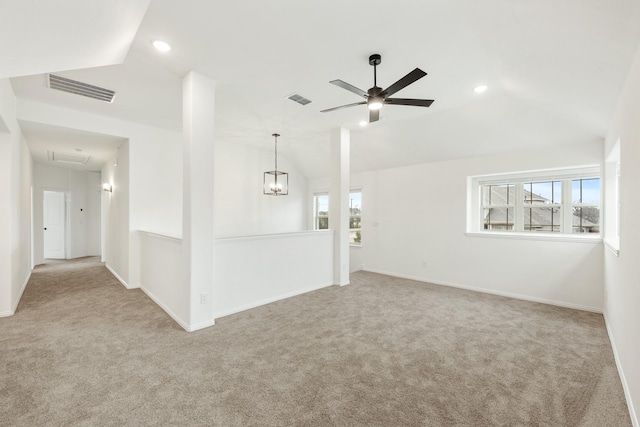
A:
471,167,600,237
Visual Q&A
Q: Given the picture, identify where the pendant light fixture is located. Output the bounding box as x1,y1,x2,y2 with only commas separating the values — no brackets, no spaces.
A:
263,133,288,196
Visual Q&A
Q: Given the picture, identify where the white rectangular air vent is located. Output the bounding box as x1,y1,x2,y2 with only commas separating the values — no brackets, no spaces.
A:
287,93,312,106
47,151,91,165
48,74,115,103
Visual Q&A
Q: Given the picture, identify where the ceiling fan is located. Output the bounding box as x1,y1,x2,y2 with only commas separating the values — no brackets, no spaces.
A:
320,54,434,123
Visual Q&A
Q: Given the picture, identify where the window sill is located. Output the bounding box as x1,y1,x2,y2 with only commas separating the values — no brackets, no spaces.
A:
603,238,620,257
465,231,602,244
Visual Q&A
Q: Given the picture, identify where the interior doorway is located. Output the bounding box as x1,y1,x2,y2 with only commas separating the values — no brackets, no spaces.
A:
43,190,66,259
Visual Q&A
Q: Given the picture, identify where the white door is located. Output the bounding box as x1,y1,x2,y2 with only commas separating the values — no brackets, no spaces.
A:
44,191,66,259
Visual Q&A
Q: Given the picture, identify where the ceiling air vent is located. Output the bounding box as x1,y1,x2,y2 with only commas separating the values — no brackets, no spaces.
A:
287,93,312,106
47,151,91,165
48,74,116,103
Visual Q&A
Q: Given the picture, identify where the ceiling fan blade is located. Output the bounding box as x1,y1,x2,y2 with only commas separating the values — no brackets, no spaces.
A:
385,98,434,107
381,68,427,97
329,80,368,98
320,101,366,113
369,108,380,123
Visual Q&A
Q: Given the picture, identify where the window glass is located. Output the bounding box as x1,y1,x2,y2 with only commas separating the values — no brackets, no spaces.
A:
314,191,363,244
524,181,561,205
477,172,600,236
314,194,329,230
572,207,600,234
572,178,600,204
483,207,514,230
524,207,561,232
349,191,362,244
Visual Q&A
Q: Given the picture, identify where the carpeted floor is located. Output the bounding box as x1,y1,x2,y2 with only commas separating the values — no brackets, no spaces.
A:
0,257,631,426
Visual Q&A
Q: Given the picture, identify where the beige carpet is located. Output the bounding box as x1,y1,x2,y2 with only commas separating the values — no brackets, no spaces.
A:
0,257,631,426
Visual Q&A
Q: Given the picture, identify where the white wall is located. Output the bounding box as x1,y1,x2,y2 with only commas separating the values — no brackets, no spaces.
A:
33,163,101,264
214,141,307,237
310,140,604,311
102,143,130,287
213,230,333,318
18,100,183,290
0,79,32,316
603,44,640,427
0,131,13,314
138,231,188,328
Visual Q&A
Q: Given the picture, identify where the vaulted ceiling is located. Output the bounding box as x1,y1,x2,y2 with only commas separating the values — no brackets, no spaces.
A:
6,0,640,176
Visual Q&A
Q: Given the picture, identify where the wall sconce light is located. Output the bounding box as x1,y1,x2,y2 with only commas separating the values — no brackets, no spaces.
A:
102,183,112,193
263,133,288,196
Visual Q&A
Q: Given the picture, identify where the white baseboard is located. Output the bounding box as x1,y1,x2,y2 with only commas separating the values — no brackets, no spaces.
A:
139,284,193,332
363,268,603,314
188,318,216,332
604,312,639,427
0,269,32,317
214,281,334,320
105,264,137,289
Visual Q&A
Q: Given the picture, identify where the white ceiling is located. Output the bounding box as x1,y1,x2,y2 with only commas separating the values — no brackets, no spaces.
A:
20,121,126,172
0,0,151,79
8,0,640,177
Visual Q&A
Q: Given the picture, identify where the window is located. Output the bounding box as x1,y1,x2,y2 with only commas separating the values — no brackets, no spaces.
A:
571,178,600,234
471,167,600,237
313,190,363,245
313,193,329,230
349,191,362,245
523,180,562,232
482,184,515,230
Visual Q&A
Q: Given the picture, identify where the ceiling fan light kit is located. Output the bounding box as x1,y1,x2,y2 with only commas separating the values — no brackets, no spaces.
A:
321,54,435,123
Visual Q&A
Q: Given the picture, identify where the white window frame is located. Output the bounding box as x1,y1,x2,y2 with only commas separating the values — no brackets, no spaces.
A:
313,192,329,230
312,190,363,246
467,166,602,242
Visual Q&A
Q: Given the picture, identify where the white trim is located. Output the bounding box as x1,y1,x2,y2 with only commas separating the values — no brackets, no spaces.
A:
471,165,600,185
139,284,194,332
214,281,334,319
363,268,603,313
0,269,32,317
105,263,137,289
603,238,620,257
138,230,182,241
215,229,332,243
465,231,602,244
12,269,31,313
604,312,639,427
187,318,216,332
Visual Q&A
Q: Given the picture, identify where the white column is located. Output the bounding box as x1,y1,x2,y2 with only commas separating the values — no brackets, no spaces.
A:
183,71,216,329
329,127,350,286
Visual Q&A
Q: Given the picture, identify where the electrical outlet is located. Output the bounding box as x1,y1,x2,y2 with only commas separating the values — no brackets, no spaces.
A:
200,293,208,304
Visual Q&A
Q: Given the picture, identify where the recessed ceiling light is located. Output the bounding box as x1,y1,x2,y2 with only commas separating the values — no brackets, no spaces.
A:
359,120,368,127
474,85,488,93
152,40,171,52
